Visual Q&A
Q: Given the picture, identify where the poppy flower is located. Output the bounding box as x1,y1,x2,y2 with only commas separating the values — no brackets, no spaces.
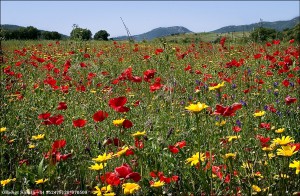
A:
38,113,51,119
143,69,156,82
115,163,141,182
213,103,242,117
260,123,271,130
233,126,242,133
109,97,130,113
93,110,109,122
73,119,87,128
155,48,164,55
285,96,297,105
52,139,66,150
169,145,179,154
43,114,64,125
101,172,121,186
83,53,90,58
57,102,67,110
282,79,290,87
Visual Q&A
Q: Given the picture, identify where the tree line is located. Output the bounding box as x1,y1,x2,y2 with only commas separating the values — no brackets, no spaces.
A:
0,25,110,41
1,24,299,42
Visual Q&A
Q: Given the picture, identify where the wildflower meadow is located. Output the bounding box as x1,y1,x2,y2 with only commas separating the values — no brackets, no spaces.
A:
1,38,299,195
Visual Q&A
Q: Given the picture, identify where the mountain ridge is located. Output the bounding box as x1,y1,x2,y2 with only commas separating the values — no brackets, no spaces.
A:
113,26,193,41
211,16,299,33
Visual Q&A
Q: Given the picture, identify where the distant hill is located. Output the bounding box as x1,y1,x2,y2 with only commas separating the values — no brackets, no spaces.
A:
113,26,193,41
1,24,69,38
211,16,300,33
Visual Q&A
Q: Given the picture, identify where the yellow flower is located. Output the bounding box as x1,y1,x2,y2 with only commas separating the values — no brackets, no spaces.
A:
274,174,289,179
113,119,125,126
241,162,253,169
114,146,129,157
131,131,146,137
215,120,226,127
276,145,298,157
275,128,285,133
186,152,205,166
122,183,140,195
226,135,240,142
253,111,265,117
262,145,274,151
254,172,264,179
252,185,261,192
224,153,236,159
151,181,165,187
28,144,36,149
93,186,102,196
93,185,116,196
31,134,45,140
268,153,276,159
209,82,225,91
1,178,16,187
88,163,106,171
272,136,295,146
289,160,300,174
0,127,7,133
101,184,113,193
35,178,48,184
185,102,208,113
92,153,112,162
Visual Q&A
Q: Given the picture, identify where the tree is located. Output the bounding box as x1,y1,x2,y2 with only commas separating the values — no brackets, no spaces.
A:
94,30,110,40
250,27,278,42
70,26,92,41
42,31,61,40
283,24,300,42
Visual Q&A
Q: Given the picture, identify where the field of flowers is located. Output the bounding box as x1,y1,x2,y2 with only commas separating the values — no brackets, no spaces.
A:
1,38,299,195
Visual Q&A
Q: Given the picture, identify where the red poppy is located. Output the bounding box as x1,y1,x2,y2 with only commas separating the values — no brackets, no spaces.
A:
150,77,163,92
73,119,87,127
143,55,151,60
289,39,295,44
184,64,192,71
260,123,271,130
101,172,121,186
80,62,87,67
213,103,242,117
175,140,186,148
43,114,64,125
38,113,51,119
282,79,290,87
233,126,242,133
93,110,109,122
285,96,297,105
143,69,156,82
155,48,164,55
253,54,262,59
169,145,179,154
289,143,300,151
115,164,132,178
131,76,142,83
134,138,144,149
83,53,90,58
52,139,66,150
57,102,67,110
108,97,130,113
220,37,226,48
56,152,72,161
122,119,133,129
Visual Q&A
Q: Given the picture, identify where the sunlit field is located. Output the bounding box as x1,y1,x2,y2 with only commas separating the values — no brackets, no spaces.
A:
1,38,299,195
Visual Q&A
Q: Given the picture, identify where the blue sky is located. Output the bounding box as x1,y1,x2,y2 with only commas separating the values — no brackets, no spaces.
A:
1,1,299,37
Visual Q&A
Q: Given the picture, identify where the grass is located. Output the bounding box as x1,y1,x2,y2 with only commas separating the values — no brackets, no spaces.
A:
1,38,299,195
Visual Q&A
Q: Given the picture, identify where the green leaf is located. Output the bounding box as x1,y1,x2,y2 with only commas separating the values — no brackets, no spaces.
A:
38,158,44,178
